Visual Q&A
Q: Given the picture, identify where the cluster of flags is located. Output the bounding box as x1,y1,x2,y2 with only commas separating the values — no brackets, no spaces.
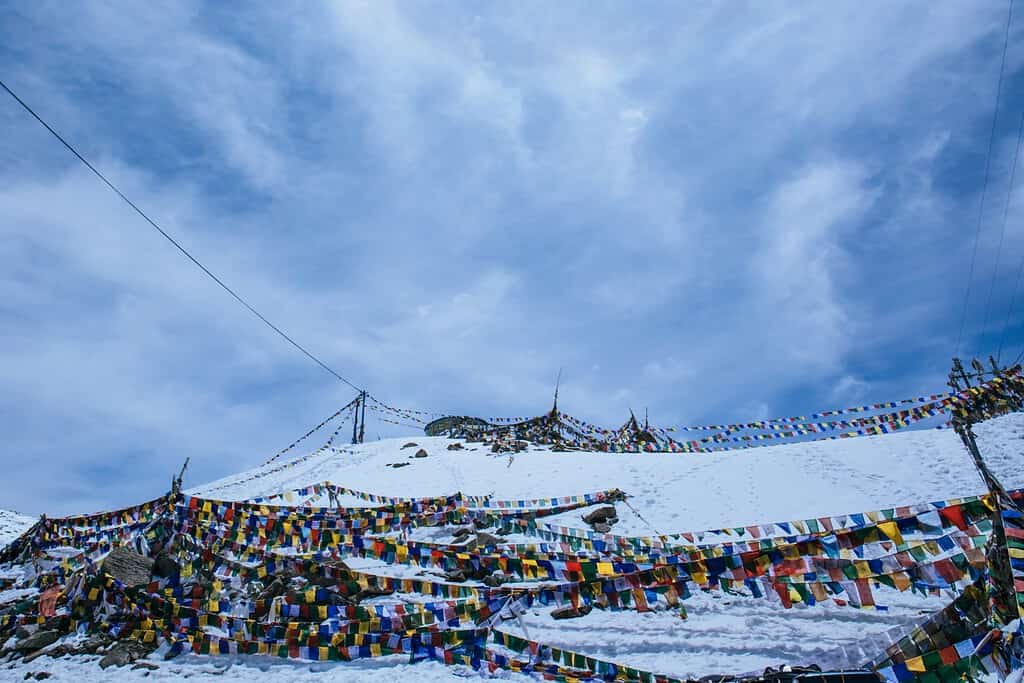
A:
5,371,1024,680
3,472,1023,681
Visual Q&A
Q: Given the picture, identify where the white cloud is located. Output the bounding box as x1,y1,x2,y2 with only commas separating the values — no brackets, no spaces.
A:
755,160,874,369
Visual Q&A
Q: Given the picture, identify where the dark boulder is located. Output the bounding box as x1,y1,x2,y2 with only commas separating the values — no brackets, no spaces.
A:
475,532,503,547
151,552,179,580
551,604,592,620
582,506,618,527
99,641,153,669
353,585,393,603
16,630,59,653
101,547,154,588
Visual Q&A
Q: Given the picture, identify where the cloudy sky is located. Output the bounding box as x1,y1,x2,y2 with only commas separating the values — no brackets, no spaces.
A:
2,2,1023,515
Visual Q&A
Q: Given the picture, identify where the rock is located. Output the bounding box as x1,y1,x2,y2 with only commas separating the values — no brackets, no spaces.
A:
475,532,503,547
326,591,353,606
443,570,466,583
15,630,59,653
482,572,512,587
99,647,132,669
467,564,490,581
551,604,592,620
151,552,179,579
401,442,419,449
41,617,68,634
99,641,152,669
72,634,111,655
446,443,463,450
353,586,393,603
592,522,612,533
387,462,410,468
32,674,52,681
43,644,69,659
132,661,159,671
15,626,34,640
307,561,350,587
262,576,287,599
414,448,429,458
452,527,472,539
582,506,618,526
101,547,154,588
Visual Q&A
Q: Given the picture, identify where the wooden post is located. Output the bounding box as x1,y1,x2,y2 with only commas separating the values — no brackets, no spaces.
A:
351,393,361,445
358,391,367,444
171,457,190,497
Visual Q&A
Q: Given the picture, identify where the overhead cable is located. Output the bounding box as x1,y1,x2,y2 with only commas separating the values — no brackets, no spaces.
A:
953,0,1016,358
0,78,364,393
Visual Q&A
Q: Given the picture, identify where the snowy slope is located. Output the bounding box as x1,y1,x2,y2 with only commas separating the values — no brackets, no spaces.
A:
192,415,1024,536
5,415,1023,681
0,509,34,548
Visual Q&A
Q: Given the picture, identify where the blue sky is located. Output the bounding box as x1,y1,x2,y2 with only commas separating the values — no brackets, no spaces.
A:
1,2,1023,516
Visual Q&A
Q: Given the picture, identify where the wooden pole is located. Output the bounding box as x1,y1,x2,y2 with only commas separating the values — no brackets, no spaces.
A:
351,393,360,445
358,391,367,444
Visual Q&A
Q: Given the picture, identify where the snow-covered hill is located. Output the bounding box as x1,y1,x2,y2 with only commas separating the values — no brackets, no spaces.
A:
192,414,1024,536
5,413,1024,681
0,509,34,548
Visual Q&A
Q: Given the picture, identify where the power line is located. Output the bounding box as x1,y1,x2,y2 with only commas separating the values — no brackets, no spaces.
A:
0,77,364,394
994,110,1024,362
981,109,1024,352
953,0,1015,359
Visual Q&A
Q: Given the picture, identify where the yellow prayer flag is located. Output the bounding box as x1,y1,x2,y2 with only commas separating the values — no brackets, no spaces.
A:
877,521,903,545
